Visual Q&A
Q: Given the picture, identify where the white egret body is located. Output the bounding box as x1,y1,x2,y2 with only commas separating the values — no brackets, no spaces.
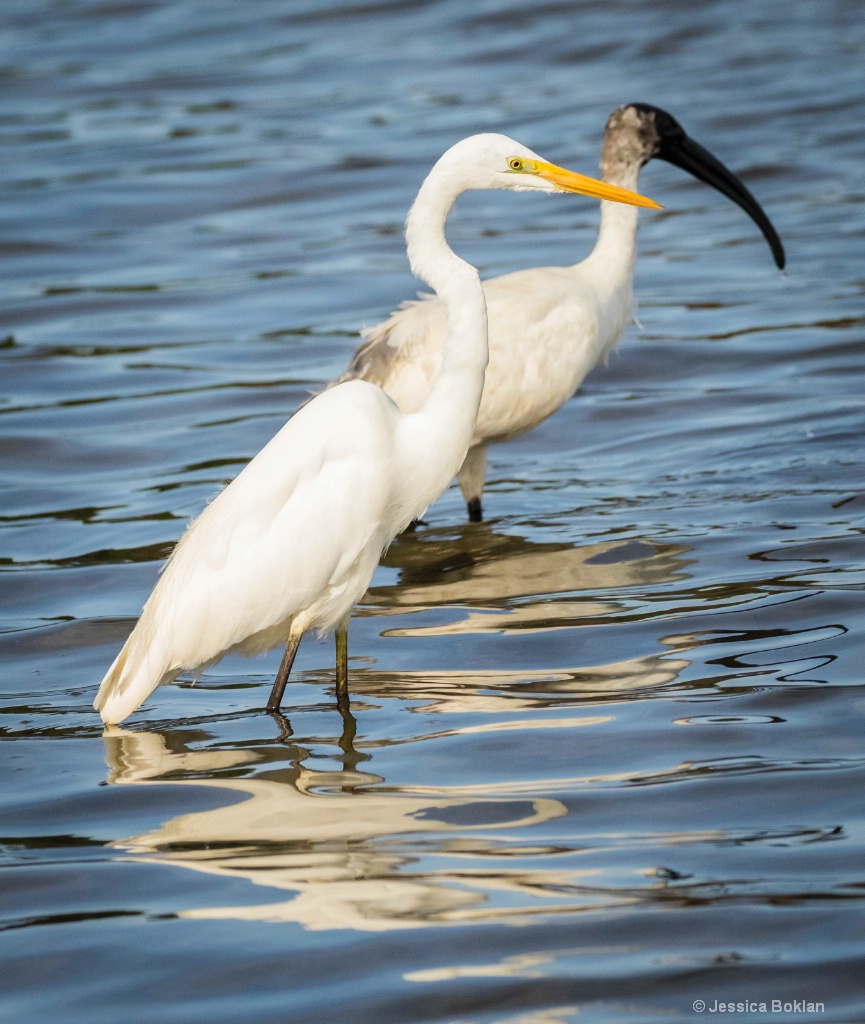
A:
340,104,785,521
95,133,659,725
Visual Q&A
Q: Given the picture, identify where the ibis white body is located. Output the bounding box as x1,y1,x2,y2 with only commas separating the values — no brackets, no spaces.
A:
341,104,784,520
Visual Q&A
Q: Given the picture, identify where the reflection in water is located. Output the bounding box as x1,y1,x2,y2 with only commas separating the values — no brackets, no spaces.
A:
370,532,691,635
100,622,695,934
100,531,697,934
405,952,555,982
342,647,691,716
104,724,574,931
377,531,690,606
112,640,796,937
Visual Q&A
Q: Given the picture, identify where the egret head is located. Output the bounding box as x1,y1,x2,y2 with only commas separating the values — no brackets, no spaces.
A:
433,133,662,209
603,103,785,268
405,132,661,315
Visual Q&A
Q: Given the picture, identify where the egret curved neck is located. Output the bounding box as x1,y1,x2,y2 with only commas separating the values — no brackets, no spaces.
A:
400,173,490,512
405,176,487,354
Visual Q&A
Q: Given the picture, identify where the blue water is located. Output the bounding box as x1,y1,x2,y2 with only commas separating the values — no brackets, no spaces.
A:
2,1,864,1021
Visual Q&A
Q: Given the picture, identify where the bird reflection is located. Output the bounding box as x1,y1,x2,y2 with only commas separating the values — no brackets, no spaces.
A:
99,530,696,929
342,647,692,716
268,698,370,782
332,528,696,714
102,724,571,931
361,527,690,641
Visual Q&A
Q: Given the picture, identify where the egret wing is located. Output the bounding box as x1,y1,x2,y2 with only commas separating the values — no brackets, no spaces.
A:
95,382,399,722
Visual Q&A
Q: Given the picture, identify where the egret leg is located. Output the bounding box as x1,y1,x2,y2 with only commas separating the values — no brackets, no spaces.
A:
466,497,483,522
267,632,302,713
335,617,349,705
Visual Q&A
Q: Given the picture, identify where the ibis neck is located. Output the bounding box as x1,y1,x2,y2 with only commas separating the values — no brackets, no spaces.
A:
578,156,643,346
399,172,489,517
584,156,641,276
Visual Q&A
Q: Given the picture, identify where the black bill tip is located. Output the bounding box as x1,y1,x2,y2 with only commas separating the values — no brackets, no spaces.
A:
628,103,786,270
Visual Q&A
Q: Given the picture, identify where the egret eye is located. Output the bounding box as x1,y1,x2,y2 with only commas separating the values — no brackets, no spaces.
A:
507,157,524,171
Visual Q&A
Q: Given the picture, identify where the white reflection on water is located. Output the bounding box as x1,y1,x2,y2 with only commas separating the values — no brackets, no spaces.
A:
405,952,555,982
371,535,691,626
104,726,580,931
97,530,696,942
99,627,692,932
345,648,691,717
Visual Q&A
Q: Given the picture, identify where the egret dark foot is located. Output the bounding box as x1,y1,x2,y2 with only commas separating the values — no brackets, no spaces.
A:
467,497,483,522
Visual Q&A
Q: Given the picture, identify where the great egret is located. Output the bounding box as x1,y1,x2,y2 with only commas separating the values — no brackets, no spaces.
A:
94,133,659,725
338,103,785,522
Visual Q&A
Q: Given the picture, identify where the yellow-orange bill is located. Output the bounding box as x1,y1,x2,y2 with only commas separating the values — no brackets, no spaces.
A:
537,161,662,209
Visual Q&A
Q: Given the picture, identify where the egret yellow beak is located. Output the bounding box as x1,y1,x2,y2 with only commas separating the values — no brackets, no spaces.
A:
530,160,662,209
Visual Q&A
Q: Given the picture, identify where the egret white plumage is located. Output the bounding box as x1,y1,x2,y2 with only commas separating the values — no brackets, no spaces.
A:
94,133,659,725
339,103,785,522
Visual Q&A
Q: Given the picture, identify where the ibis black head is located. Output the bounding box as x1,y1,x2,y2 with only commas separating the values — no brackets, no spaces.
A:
613,102,785,269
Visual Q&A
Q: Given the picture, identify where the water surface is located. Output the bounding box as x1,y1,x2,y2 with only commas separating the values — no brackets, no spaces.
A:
2,1,864,1021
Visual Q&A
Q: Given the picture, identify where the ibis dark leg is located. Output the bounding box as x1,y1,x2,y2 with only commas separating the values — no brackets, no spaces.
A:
458,446,487,523
335,617,349,705
267,632,302,712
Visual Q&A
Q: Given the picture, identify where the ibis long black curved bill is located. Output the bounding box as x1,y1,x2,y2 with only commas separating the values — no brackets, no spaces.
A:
633,104,785,270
